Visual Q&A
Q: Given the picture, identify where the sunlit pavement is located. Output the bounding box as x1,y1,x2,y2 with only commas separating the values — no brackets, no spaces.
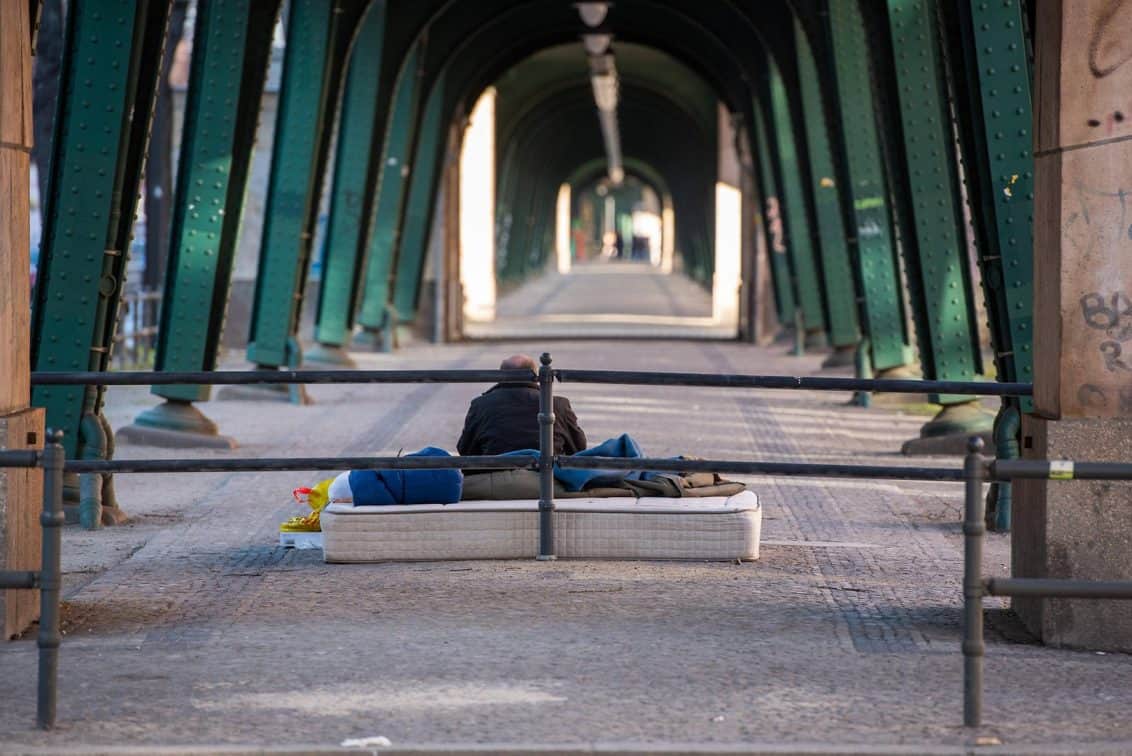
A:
464,261,737,340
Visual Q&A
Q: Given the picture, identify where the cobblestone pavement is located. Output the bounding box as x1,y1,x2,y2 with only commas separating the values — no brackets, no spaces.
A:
3,278,1132,752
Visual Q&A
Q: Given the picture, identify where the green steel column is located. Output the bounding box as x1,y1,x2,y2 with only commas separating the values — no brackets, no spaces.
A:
827,0,911,373
953,0,1034,528
794,18,860,356
31,0,172,527
391,72,446,322
124,0,281,445
246,0,368,375
356,43,422,347
309,2,387,363
886,0,989,438
769,67,826,345
751,104,795,323
961,0,1034,398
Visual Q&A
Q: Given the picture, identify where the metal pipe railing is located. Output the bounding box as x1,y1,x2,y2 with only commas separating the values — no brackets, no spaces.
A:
554,368,1033,396
64,455,535,475
0,431,64,729
31,368,537,386
985,578,1132,599
14,356,1132,733
963,440,1132,728
991,459,1132,480
962,438,987,727
537,353,556,560
556,455,965,482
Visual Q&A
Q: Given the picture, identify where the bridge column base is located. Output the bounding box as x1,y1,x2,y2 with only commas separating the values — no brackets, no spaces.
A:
304,342,356,367
1014,415,1132,651
118,400,237,449
820,344,856,369
901,401,994,455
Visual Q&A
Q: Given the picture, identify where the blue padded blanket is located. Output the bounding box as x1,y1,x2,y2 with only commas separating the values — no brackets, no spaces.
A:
502,433,647,492
348,447,463,506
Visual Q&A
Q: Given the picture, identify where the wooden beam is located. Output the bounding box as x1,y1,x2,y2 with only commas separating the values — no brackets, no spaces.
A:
0,0,33,415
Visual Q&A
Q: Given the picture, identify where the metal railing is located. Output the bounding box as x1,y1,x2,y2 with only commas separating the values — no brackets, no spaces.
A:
0,435,64,730
11,353,1132,731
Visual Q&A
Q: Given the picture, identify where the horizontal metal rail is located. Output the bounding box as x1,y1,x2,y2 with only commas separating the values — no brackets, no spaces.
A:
28,367,1034,397
0,450,40,467
0,571,39,589
30,368,537,386
554,368,1033,396
555,455,966,481
65,455,537,475
992,459,1132,481
985,578,1132,599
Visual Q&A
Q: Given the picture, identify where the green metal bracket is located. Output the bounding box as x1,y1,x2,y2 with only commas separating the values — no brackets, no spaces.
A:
751,103,795,324
246,0,369,368
31,0,172,459
769,66,825,338
826,0,910,372
391,71,447,322
884,0,983,404
794,18,860,350
151,0,281,404
357,42,423,335
313,2,387,350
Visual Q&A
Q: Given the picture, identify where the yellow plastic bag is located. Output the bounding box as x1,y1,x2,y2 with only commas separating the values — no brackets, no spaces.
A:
279,478,334,533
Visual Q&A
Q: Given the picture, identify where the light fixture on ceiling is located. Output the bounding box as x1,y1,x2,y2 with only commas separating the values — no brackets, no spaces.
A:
582,33,612,56
575,2,609,27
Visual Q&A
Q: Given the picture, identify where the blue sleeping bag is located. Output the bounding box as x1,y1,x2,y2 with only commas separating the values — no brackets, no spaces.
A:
501,433,648,492
348,447,463,506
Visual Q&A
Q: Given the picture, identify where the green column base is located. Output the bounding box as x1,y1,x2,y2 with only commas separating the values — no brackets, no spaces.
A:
352,326,395,353
216,381,312,405
869,364,930,407
821,344,857,369
804,329,827,350
876,364,920,380
304,342,357,367
117,399,237,449
900,400,995,455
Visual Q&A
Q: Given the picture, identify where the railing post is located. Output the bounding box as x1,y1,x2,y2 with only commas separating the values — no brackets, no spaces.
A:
537,353,556,560
962,435,986,727
37,429,65,730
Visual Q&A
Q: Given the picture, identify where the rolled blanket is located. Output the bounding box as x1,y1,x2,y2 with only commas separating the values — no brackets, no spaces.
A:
333,447,463,506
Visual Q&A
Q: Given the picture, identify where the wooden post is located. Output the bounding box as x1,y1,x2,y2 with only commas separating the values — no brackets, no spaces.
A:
1,0,46,640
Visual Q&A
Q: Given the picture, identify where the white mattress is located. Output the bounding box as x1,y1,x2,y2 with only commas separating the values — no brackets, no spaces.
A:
320,491,760,562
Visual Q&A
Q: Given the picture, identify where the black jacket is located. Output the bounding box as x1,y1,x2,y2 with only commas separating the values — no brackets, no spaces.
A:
457,382,587,456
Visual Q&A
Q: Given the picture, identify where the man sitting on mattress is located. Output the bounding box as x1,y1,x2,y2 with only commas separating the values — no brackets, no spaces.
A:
457,354,587,456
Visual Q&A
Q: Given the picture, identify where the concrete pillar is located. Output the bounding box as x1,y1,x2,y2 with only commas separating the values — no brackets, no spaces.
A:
1016,0,1132,650
0,2,45,639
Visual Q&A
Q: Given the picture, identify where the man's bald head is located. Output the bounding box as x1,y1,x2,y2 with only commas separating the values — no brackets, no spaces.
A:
500,354,538,371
